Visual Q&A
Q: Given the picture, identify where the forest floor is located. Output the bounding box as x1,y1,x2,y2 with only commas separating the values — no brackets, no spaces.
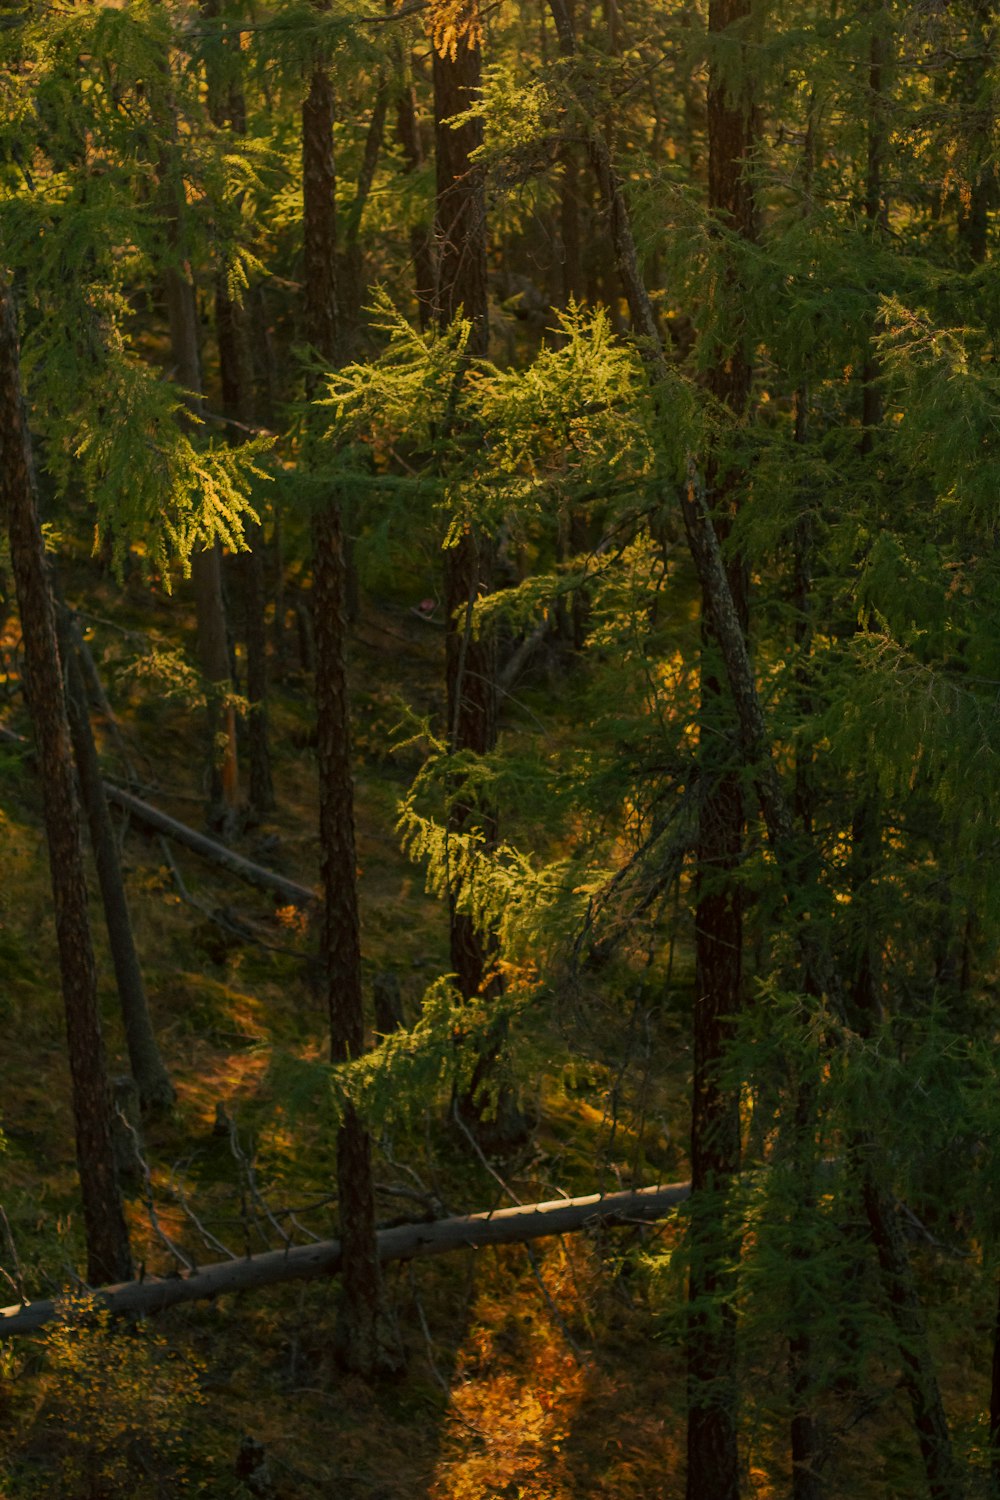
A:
0,554,990,1497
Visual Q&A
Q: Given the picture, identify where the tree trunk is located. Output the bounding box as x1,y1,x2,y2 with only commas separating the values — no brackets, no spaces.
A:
544,7,962,1490
685,6,757,1494
156,86,240,829
956,0,995,265
58,610,175,1116
160,251,240,829
394,54,436,328
991,1272,1000,1495
433,15,515,1141
216,262,275,818
0,278,132,1286
0,1180,693,1337
302,55,386,1378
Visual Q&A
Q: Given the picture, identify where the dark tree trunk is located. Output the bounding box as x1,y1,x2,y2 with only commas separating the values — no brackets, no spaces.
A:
542,9,960,1487
685,6,757,1495
957,0,995,264
394,55,436,328
0,279,132,1286
59,611,175,1116
991,1272,1000,1495
341,78,390,353
433,18,515,1138
861,1175,965,1500
787,380,824,1500
302,57,385,1378
432,33,489,351
207,23,276,820
433,23,496,991
156,99,240,830
216,270,274,818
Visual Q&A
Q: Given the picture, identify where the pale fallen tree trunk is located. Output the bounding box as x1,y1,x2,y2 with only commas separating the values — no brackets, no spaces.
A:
103,785,316,910
2,728,315,911
0,1182,689,1338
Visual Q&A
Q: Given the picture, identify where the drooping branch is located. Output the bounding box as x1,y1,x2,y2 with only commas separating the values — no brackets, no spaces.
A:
0,1182,690,1338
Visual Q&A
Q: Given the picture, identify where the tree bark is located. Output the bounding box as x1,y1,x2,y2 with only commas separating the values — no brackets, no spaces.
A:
160,232,240,828
0,1181,692,1337
433,14,515,1142
302,54,386,1378
153,56,240,828
102,783,314,907
58,611,175,1116
216,266,275,818
0,278,132,1286
394,53,436,328
685,6,757,1494
991,1272,1000,1495
547,5,962,1495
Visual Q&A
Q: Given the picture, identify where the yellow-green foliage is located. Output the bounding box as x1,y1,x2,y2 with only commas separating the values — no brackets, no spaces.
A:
3,1296,206,1499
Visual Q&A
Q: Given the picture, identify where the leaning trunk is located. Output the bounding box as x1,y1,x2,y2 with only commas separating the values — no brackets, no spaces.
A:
58,608,175,1116
0,279,132,1285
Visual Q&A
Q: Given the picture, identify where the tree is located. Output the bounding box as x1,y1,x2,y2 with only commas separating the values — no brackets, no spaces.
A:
302,45,388,1378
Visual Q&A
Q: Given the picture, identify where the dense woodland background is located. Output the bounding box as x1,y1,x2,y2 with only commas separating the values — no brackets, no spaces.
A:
2,0,1000,1494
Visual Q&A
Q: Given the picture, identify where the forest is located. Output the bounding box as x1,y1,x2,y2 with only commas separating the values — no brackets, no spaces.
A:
1,0,999,1494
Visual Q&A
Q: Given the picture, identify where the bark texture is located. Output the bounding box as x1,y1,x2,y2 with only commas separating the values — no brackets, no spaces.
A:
302,55,385,1377
0,1181,692,1337
433,25,495,955
0,279,132,1285
159,181,240,826
394,55,436,327
685,7,756,1493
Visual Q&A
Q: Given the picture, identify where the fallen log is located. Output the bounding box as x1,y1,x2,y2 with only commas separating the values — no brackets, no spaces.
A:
1,722,316,911
0,1181,689,1337
102,784,317,910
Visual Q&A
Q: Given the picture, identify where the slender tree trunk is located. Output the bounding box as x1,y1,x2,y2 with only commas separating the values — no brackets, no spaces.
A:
0,279,132,1285
543,8,961,1488
160,228,240,829
216,290,274,818
207,19,275,819
433,20,497,997
302,56,386,1377
58,610,175,1116
991,1272,1000,1496
342,78,389,352
433,16,516,1139
685,6,758,1494
957,0,995,264
393,55,436,329
152,53,239,827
